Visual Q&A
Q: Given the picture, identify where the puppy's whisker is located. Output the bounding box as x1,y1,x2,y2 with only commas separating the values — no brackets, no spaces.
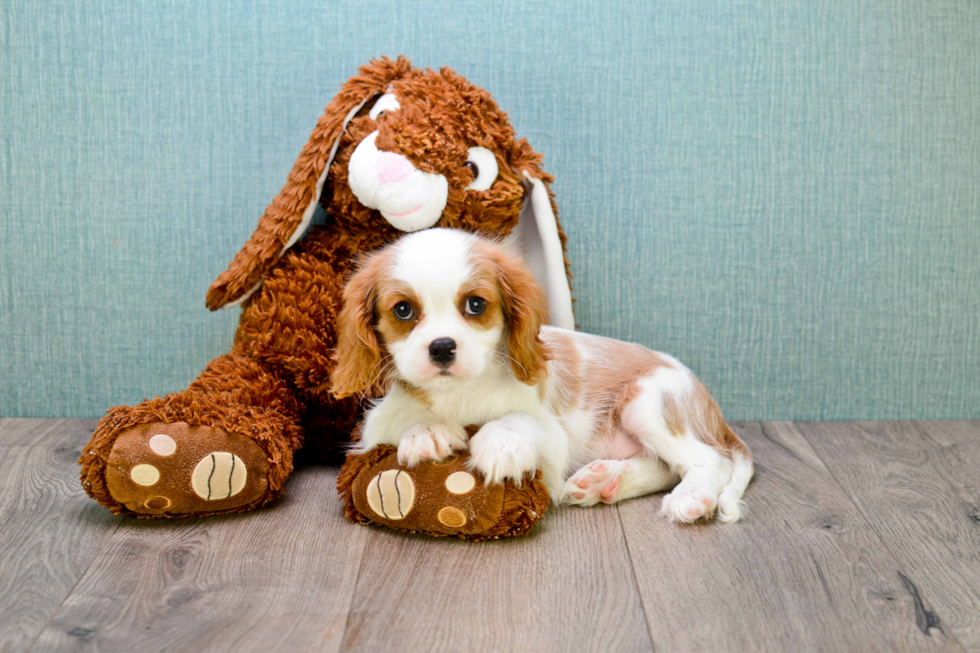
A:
493,350,528,380
357,357,397,403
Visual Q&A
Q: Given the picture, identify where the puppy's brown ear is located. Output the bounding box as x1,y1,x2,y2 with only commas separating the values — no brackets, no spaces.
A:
329,252,391,399
206,56,413,310
495,248,551,385
504,138,575,330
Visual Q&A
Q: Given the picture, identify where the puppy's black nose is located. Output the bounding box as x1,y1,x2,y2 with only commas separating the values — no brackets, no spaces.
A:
428,338,456,365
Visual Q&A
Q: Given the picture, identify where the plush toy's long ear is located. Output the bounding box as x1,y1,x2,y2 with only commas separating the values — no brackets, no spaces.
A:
206,56,413,310
503,172,575,330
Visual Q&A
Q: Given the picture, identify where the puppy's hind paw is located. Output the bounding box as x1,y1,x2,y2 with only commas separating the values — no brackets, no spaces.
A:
563,460,629,506
660,484,718,524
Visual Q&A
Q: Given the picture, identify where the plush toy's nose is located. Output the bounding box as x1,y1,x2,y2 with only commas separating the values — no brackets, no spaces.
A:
375,151,416,184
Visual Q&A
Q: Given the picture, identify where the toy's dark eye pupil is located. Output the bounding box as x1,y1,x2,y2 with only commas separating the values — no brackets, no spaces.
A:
394,302,413,320
466,297,486,315
464,161,479,178
376,111,384,118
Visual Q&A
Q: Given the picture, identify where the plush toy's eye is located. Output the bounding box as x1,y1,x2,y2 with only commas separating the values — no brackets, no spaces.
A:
464,296,486,316
369,94,401,120
463,147,498,191
393,301,414,321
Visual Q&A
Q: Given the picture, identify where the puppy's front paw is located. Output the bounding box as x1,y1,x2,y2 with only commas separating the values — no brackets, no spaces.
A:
397,424,468,467
468,421,538,486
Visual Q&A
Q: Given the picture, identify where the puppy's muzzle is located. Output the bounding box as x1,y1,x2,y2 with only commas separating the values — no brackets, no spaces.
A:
428,338,457,366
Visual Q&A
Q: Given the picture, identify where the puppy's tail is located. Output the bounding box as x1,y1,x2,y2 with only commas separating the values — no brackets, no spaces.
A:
717,427,754,523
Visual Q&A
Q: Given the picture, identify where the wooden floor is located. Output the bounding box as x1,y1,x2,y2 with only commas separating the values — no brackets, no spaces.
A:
2,419,979,652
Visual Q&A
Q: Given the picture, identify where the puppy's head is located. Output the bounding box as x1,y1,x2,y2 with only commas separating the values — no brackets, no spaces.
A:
330,229,550,399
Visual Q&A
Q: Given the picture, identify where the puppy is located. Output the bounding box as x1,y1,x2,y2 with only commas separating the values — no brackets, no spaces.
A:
330,229,753,523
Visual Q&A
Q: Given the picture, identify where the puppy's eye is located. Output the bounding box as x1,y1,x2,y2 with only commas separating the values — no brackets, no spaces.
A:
463,147,499,191
393,301,414,321
464,297,486,316
369,93,400,121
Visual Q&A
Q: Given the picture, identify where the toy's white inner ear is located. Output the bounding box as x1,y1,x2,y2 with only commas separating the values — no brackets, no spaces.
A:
347,131,449,232
369,93,400,120
503,173,575,330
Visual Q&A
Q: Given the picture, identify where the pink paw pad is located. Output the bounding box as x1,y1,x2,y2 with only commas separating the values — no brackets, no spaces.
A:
599,477,621,501
564,460,628,505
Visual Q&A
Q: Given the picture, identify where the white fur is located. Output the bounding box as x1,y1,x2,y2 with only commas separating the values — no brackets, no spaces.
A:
356,229,752,524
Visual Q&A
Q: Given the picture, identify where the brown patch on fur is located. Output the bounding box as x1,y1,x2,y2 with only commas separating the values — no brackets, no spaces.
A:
658,372,752,464
590,337,673,437
689,380,752,461
455,269,505,332
376,281,424,342
538,328,582,414
469,240,551,384
661,392,685,436
551,332,674,445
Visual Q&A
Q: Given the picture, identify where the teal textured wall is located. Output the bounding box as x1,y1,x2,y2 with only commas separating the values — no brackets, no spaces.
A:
2,1,978,420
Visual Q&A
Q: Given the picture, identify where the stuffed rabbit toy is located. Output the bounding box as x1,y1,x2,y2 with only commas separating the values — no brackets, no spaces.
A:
80,56,574,518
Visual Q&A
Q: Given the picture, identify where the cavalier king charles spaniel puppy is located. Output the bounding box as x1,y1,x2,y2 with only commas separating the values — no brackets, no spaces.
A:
330,229,752,523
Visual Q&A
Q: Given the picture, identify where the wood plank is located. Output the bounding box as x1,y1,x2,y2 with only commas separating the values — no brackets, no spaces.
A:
341,503,652,652
620,421,962,653
0,419,123,653
914,420,980,448
0,418,100,448
31,465,367,653
797,421,980,651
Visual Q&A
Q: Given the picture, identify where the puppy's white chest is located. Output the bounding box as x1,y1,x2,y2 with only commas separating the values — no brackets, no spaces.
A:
427,378,541,427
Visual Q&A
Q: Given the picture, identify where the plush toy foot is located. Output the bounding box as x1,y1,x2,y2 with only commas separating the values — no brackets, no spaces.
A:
337,445,551,541
99,422,271,517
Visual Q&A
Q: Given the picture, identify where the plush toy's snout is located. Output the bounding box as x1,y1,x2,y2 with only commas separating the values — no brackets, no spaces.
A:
347,130,450,232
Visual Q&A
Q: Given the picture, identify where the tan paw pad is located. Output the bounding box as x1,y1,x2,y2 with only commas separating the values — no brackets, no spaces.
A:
191,453,247,501
444,471,476,494
130,464,160,486
366,469,415,520
437,506,467,528
144,496,171,510
148,433,177,456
